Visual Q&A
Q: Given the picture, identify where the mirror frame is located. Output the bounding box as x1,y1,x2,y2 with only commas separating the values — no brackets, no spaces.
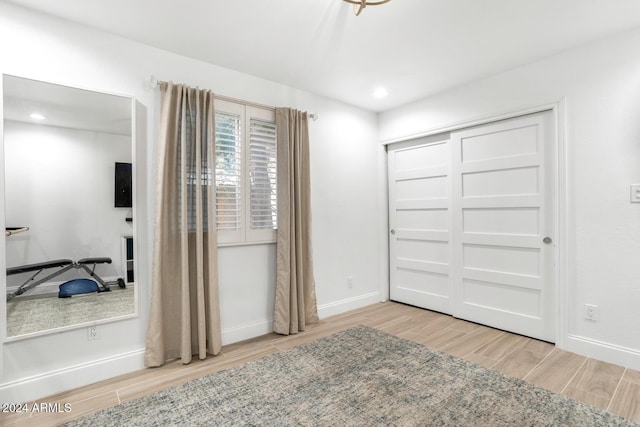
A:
1,74,140,342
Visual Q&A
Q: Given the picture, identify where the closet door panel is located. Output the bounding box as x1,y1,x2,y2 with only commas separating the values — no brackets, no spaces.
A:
451,112,555,342
388,136,451,314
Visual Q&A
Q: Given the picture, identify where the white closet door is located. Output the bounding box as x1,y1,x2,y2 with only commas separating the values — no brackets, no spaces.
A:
388,136,452,314
450,112,555,342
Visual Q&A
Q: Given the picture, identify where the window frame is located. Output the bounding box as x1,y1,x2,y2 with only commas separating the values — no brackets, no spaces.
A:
214,99,277,246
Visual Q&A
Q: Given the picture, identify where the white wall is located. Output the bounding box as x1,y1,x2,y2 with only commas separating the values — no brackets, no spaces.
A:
379,27,640,369
0,2,380,402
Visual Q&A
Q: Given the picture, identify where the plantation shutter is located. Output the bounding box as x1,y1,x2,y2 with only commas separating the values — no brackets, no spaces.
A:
214,102,244,243
249,117,277,229
247,107,277,242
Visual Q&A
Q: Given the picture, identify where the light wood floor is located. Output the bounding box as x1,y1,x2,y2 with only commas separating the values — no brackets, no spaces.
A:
3,301,640,426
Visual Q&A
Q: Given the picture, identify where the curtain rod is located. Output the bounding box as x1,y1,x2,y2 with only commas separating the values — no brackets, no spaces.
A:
147,75,318,121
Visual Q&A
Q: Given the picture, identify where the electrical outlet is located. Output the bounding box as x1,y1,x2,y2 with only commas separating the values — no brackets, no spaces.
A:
87,325,99,341
631,184,640,203
584,304,598,321
347,276,353,289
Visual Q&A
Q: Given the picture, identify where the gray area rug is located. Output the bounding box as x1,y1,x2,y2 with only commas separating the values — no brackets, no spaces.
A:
67,326,637,426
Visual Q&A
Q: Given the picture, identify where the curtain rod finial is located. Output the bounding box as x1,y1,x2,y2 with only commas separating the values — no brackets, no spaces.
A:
146,75,160,90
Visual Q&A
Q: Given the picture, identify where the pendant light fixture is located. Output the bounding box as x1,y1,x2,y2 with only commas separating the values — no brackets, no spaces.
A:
343,0,391,16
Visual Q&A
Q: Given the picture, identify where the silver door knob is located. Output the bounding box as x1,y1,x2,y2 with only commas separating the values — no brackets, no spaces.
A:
390,229,396,235
543,237,552,244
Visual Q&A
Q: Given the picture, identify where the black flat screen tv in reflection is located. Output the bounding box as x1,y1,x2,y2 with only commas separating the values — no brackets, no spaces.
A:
114,162,132,208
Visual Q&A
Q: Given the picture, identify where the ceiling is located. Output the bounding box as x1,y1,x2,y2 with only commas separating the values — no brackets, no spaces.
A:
7,0,640,112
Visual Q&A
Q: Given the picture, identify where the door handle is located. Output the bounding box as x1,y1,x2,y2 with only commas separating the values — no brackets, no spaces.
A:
390,229,396,235
543,237,552,244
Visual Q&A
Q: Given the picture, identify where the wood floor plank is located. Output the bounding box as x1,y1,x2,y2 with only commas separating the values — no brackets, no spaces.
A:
566,358,624,401
365,314,414,333
491,348,547,379
563,385,611,410
416,326,468,350
473,333,528,361
440,326,506,359
463,351,499,369
405,315,460,339
520,337,555,357
448,318,482,333
524,348,587,393
622,368,640,386
608,379,640,422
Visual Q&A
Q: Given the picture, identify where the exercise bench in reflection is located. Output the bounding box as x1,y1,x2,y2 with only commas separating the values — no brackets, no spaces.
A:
6,258,125,302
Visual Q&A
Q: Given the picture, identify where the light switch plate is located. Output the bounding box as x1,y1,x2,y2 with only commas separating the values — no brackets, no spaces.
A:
632,184,640,203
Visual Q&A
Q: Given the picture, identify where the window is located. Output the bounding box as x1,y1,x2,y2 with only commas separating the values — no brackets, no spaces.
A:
214,100,277,244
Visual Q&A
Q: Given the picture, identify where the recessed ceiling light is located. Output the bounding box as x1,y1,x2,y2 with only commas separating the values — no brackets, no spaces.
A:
373,87,388,99
29,112,46,120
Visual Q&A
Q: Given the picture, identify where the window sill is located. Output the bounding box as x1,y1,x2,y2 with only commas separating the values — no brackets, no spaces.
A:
217,240,276,248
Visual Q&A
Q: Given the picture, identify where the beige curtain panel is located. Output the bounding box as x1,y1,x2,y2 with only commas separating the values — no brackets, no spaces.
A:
274,108,319,335
145,82,222,367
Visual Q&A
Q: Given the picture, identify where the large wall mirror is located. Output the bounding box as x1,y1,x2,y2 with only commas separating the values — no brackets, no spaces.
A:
2,75,137,339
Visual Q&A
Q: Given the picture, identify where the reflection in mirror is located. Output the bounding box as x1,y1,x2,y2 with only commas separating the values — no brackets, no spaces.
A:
3,75,137,339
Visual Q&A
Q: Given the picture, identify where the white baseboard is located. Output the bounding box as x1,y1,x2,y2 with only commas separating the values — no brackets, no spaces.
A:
220,291,383,344
221,320,273,346
0,348,145,404
318,291,381,319
564,334,640,371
